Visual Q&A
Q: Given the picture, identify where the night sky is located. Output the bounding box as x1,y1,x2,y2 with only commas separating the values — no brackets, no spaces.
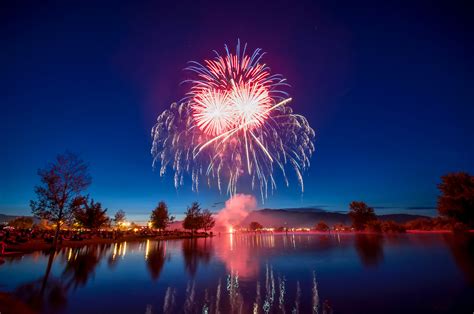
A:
2,0,473,222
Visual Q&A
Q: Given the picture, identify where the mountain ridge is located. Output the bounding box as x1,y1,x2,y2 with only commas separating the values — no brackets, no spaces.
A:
240,208,428,228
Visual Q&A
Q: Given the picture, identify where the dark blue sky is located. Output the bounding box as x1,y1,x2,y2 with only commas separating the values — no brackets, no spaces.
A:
2,0,473,222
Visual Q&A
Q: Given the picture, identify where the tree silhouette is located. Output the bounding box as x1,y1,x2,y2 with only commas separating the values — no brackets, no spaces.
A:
8,216,34,229
113,210,126,228
315,221,329,232
182,202,204,234
30,152,91,248
150,201,175,230
73,198,110,230
437,172,474,228
201,209,215,232
348,201,376,231
249,221,263,231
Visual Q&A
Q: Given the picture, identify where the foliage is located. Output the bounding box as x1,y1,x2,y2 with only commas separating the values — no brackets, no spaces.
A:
315,221,329,232
8,217,34,229
73,198,110,230
249,221,263,231
201,209,215,232
404,217,467,231
150,201,175,230
437,172,474,227
30,152,91,247
365,220,382,233
35,219,53,230
380,220,406,233
333,224,351,231
348,201,377,231
113,210,126,227
182,202,204,233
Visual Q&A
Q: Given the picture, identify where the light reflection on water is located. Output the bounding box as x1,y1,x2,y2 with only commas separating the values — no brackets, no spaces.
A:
1,233,473,313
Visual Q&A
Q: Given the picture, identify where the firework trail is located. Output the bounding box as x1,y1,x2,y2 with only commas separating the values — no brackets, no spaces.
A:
292,281,301,314
279,275,286,313
184,280,196,314
215,278,222,314
163,287,176,314
253,281,261,314
312,271,320,314
151,40,315,200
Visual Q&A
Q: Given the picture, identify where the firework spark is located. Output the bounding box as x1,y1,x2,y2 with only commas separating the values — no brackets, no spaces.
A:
151,40,315,199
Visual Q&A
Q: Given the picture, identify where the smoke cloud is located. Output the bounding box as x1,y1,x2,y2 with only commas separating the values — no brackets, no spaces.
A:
214,194,257,232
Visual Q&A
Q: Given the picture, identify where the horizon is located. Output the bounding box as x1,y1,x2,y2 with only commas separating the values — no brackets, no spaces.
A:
2,0,473,221
0,204,436,225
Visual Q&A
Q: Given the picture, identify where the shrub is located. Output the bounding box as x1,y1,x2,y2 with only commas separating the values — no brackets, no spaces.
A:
315,221,330,232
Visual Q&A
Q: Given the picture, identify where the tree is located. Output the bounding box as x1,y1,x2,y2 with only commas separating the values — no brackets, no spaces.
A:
182,202,204,234
113,210,126,228
9,217,34,229
315,221,329,232
365,220,382,233
73,198,110,230
380,220,405,233
30,152,91,248
249,221,263,231
36,219,53,230
201,209,215,232
437,172,474,228
150,201,175,231
348,201,377,231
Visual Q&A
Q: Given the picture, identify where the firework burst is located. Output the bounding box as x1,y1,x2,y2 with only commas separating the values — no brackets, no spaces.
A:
151,41,315,199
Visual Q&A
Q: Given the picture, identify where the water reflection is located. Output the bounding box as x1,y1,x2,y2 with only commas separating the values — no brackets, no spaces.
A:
159,265,327,313
354,234,384,267
182,238,212,277
146,240,167,281
2,233,473,313
15,252,67,313
63,245,108,289
444,233,474,284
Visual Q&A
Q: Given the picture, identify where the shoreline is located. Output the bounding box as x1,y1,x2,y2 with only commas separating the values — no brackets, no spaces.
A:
2,233,211,254
3,229,472,255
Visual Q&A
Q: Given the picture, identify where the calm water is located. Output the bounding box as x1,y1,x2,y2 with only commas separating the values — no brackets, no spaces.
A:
1,233,473,313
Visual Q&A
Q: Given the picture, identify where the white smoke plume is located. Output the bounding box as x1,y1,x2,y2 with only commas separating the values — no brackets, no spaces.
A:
214,194,257,232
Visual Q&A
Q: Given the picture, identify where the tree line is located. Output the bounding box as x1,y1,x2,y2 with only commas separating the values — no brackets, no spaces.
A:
23,152,215,248
247,172,474,233
8,152,473,241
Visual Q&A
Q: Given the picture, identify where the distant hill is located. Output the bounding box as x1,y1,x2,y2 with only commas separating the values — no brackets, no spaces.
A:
240,208,428,228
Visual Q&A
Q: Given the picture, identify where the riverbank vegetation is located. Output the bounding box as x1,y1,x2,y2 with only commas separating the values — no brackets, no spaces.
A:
0,152,216,254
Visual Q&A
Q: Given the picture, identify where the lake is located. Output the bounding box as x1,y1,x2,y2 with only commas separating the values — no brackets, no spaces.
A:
1,233,473,313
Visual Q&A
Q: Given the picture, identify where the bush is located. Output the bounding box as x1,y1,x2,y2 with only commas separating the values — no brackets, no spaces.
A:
333,224,351,232
365,220,382,233
380,220,406,233
404,217,467,231
315,221,330,232
405,218,434,230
